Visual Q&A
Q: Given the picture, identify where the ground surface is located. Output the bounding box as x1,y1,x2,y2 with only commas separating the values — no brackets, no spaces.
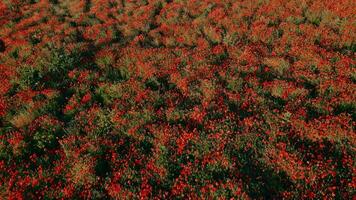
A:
0,0,355,199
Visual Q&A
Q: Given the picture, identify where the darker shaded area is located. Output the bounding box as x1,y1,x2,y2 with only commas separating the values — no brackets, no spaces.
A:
0,39,5,52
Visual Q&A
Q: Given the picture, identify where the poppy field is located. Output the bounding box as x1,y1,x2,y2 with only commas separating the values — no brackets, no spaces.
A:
0,0,355,199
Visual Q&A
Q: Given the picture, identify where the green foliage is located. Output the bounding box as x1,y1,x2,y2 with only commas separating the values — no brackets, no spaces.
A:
88,109,113,138
1,0,355,199
95,83,123,106
105,66,130,82
33,130,56,150
334,102,356,120
17,65,43,90
30,120,63,153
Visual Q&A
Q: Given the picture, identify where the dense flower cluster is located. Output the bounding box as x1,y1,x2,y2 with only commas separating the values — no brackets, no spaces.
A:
0,0,355,199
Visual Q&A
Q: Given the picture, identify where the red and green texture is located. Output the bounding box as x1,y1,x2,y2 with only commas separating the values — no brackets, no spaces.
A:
0,0,355,199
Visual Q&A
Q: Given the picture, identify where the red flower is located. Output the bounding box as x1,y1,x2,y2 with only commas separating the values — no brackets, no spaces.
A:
190,106,205,124
212,45,225,55
0,97,6,117
81,93,91,104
